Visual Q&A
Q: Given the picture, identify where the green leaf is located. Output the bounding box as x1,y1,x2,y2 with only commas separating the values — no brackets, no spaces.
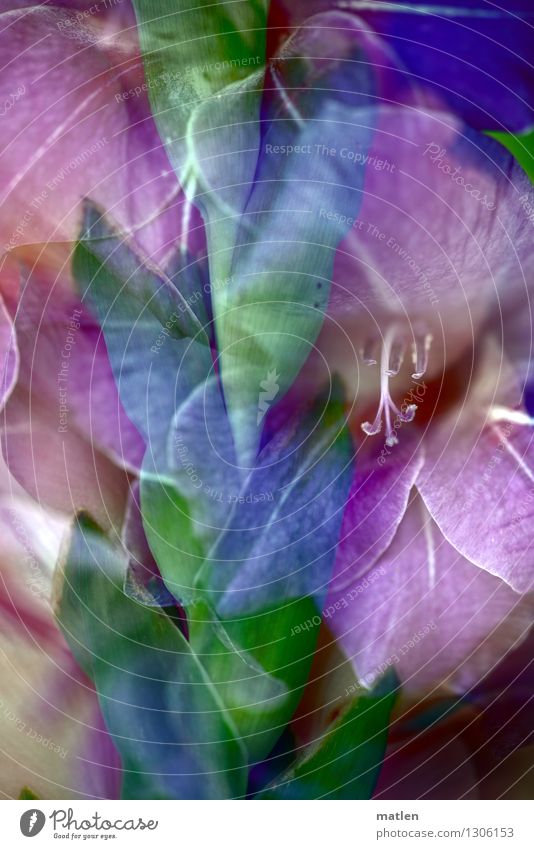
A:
187,595,320,764
133,1,270,464
54,513,247,799
488,130,534,182
135,3,375,464
18,787,40,800
139,477,206,605
132,0,268,226
132,0,268,157
257,671,399,799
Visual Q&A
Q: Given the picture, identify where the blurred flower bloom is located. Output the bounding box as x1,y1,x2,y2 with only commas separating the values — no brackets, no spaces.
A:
1,265,143,528
0,0,200,274
317,110,534,691
0,457,120,798
0,0,532,802
273,0,534,132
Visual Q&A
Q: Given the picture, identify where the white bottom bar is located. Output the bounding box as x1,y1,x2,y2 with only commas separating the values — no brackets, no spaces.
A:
2,800,534,848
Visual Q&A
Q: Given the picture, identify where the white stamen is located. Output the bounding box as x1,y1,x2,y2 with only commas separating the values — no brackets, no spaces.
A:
489,405,534,427
421,500,437,590
386,339,406,376
361,328,419,445
412,333,433,380
361,338,378,366
490,422,534,486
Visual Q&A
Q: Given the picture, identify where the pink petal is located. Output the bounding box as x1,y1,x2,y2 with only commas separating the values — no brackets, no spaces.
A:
0,6,181,269
418,347,534,593
325,108,532,377
14,273,144,471
2,385,128,530
327,496,533,693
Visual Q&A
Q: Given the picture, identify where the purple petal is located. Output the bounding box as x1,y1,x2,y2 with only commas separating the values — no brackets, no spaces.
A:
326,495,533,692
2,386,128,529
1,270,140,528
326,109,532,372
273,1,534,132
0,295,18,409
418,347,534,593
13,274,145,471
356,0,534,133
0,5,181,269
329,434,424,592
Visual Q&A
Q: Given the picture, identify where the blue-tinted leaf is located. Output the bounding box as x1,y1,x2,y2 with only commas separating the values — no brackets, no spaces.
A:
145,370,353,613
73,204,213,467
140,378,347,763
134,5,374,464
210,14,375,462
54,514,247,799
200,400,354,615
139,376,236,605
